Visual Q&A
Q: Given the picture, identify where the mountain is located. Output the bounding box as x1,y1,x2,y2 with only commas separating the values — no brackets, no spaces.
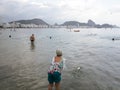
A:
9,18,118,28
10,18,49,25
101,24,113,28
62,20,117,28
87,19,96,26
61,21,87,26
62,21,79,26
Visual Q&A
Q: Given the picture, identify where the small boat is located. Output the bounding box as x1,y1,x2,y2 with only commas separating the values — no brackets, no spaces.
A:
74,30,80,32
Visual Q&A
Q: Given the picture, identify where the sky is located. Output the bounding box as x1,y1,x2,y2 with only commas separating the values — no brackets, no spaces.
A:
0,0,120,26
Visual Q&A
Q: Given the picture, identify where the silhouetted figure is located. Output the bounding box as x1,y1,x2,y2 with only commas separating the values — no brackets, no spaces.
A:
9,35,11,38
30,34,35,42
50,36,52,39
112,38,115,41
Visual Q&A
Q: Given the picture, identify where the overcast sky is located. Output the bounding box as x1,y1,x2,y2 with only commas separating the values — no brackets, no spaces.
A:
0,0,120,25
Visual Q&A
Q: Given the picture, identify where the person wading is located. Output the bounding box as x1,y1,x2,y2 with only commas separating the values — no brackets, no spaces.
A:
30,34,35,42
48,50,65,90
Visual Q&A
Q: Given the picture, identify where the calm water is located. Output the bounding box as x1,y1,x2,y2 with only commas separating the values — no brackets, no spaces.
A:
0,28,120,90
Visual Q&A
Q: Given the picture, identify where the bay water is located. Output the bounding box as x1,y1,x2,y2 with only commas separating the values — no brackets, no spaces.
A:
0,28,120,90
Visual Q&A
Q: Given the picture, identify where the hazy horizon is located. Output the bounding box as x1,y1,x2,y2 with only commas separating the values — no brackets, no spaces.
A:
0,0,120,26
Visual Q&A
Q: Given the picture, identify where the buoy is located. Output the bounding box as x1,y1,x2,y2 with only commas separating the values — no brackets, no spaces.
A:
77,67,81,70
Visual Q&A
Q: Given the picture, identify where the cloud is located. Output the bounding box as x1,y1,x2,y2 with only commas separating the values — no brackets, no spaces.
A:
109,5,120,14
0,0,120,25
30,2,49,8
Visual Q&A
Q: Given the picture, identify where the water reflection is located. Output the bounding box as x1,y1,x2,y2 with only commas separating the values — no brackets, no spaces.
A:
30,41,35,51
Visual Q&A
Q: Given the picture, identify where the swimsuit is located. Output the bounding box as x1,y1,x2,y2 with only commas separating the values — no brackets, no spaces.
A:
48,57,64,84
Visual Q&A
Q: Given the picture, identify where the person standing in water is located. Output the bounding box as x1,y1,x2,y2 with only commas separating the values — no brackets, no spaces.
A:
30,34,35,42
9,35,11,38
48,50,65,90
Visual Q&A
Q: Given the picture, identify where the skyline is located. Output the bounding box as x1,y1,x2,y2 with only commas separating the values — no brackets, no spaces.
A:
0,0,120,26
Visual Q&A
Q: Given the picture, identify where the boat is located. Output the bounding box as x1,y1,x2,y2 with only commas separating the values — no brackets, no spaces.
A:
74,30,80,32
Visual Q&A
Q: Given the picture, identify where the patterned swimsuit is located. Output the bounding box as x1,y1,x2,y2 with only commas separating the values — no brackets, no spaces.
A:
48,57,64,83
48,57,64,74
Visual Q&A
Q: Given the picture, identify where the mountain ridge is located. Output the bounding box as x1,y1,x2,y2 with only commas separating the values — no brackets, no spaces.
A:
61,19,118,28
10,18,49,25
9,18,118,28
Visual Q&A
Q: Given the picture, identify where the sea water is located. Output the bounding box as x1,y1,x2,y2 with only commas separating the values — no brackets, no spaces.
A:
0,28,120,90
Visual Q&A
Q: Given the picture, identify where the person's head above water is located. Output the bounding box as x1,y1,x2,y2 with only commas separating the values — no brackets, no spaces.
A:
56,50,62,57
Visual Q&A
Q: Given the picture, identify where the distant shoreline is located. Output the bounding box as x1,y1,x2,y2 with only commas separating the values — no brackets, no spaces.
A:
0,18,119,29
0,27,120,30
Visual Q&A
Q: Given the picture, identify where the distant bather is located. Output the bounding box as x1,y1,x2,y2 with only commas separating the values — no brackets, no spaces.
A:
9,35,11,38
30,34,35,42
112,38,115,41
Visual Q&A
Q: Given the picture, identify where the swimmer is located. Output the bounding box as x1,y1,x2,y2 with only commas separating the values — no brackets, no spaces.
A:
112,38,114,41
9,35,11,38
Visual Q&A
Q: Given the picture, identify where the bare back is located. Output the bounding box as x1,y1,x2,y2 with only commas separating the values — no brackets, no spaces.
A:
54,56,62,62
